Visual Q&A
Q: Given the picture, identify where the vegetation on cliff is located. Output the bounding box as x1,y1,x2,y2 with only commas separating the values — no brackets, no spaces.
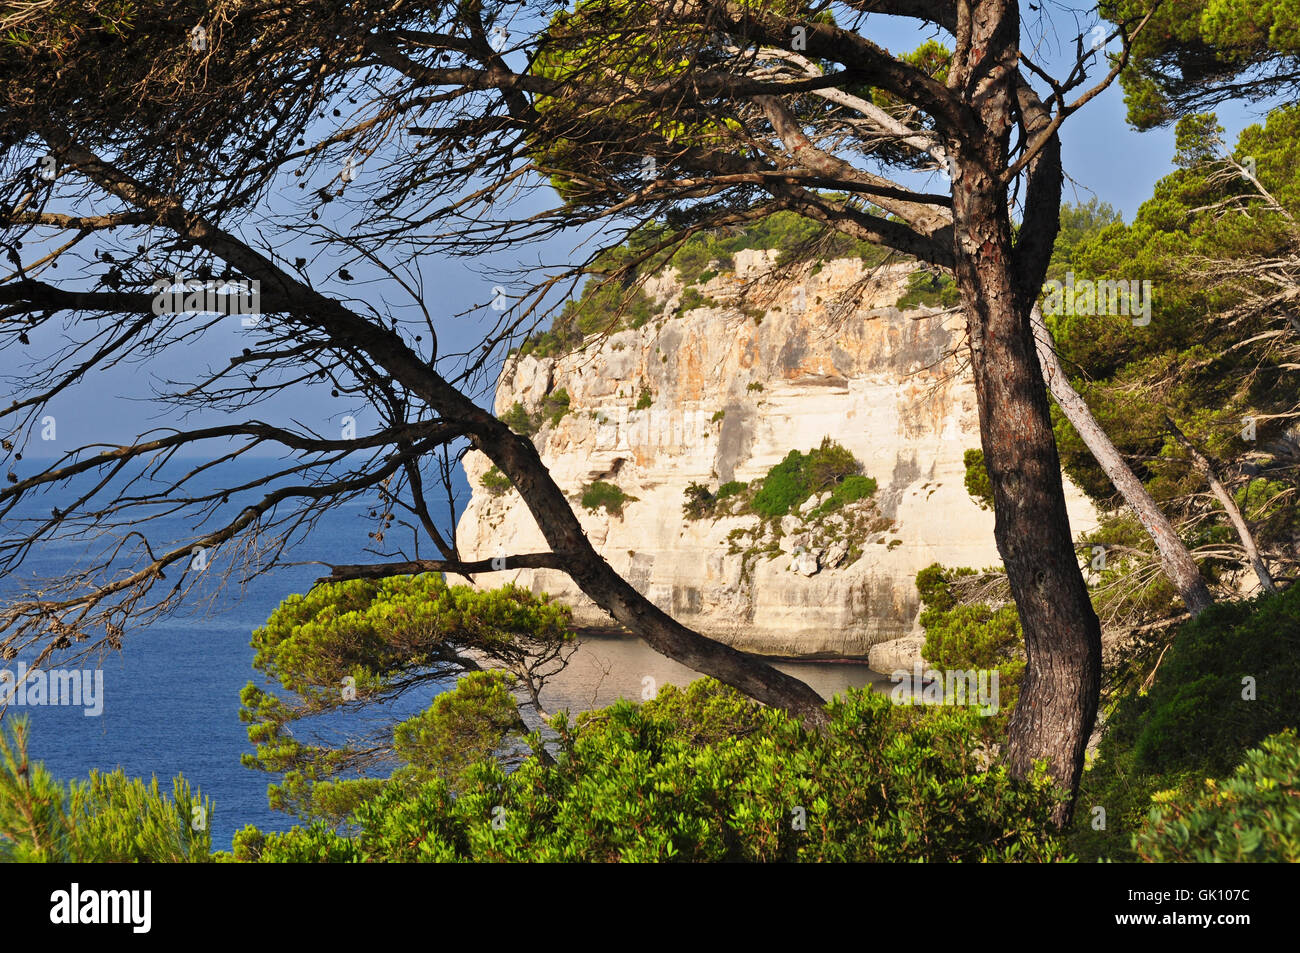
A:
514,210,897,359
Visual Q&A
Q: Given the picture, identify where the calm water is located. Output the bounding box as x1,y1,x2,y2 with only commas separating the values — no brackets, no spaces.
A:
0,459,879,850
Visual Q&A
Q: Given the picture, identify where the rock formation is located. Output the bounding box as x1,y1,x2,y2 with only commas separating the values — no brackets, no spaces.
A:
456,251,1098,663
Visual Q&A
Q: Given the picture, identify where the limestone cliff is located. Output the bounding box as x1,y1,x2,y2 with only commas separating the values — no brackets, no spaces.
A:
456,251,1098,662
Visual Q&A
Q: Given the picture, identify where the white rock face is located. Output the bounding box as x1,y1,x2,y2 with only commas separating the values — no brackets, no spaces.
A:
457,258,1098,659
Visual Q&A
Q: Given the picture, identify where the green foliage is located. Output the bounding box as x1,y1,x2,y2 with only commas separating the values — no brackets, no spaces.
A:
1104,0,1300,128
751,438,863,518
232,680,1070,863
480,465,512,496
710,409,725,423
518,280,656,359
896,268,960,309
392,671,527,791
663,209,892,287
541,387,570,427
499,401,537,437
746,381,764,392
516,208,894,358
752,450,812,519
0,718,211,862
678,287,717,313
581,480,635,516
1132,730,1300,862
1073,583,1300,861
806,436,860,493
1044,109,1300,601
1131,586,1300,776
916,565,1024,733
812,474,878,516
715,480,746,500
963,448,995,511
635,387,652,409
1049,199,1124,279
682,481,715,520
497,391,570,436
239,574,573,819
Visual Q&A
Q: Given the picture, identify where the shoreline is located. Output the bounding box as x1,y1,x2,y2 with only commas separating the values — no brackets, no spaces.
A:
571,625,879,668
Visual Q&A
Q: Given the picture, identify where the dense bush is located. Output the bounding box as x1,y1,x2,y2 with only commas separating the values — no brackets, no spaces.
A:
915,564,1024,732
1132,730,1300,862
678,287,718,313
896,268,961,309
716,480,746,500
480,466,512,496
1126,585,1300,777
963,448,994,510
497,391,570,437
231,680,1070,863
499,401,536,436
682,481,715,520
751,450,810,518
518,282,656,359
0,719,212,863
751,438,864,518
1073,583,1300,861
239,575,574,820
581,480,635,516
540,388,571,427
815,474,878,515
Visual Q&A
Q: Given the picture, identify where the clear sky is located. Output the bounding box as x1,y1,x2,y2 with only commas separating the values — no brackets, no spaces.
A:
8,3,1286,459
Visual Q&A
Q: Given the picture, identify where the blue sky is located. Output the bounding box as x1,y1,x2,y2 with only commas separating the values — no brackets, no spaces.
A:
7,4,1285,459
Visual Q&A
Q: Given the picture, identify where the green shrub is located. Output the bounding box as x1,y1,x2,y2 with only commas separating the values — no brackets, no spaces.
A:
682,482,714,520
239,575,574,821
498,391,570,435
818,474,877,513
1073,583,1300,861
678,287,717,313
806,436,861,493
752,450,810,518
963,448,994,510
896,269,961,309
635,388,652,409
916,564,1024,733
232,681,1070,863
541,388,570,427
752,439,865,518
500,401,536,437
480,466,512,496
1132,731,1300,862
710,409,725,423
1129,585,1300,777
0,719,213,863
747,382,764,392
715,480,746,500
519,282,656,358
581,480,636,516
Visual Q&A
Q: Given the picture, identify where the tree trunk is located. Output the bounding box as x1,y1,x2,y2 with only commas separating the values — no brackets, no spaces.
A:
947,128,1101,827
1165,417,1277,594
1031,305,1214,614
